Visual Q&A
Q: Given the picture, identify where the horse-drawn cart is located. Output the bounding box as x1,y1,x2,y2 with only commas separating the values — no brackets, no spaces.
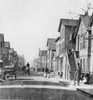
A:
2,65,17,80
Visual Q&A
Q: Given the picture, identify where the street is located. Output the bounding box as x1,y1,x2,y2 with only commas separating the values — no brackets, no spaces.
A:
0,87,92,100
0,72,93,100
1,0,93,100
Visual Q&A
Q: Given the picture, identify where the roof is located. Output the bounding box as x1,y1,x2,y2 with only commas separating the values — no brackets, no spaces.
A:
89,13,93,26
9,48,14,54
0,34,4,42
4,41,10,48
74,14,90,38
81,15,90,29
58,19,78,32
39,50,47,56
55,37,60,42
47,38,56,50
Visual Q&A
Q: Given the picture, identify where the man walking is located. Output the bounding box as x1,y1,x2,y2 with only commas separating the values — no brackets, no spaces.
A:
77,63,82,85
74,63,82,86
26,62,30,75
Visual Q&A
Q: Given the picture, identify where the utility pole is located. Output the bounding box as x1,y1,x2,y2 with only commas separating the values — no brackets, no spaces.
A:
85,29,93,73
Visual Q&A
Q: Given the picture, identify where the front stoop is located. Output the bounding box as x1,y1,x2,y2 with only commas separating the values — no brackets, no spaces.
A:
77,88,93,97
89,74,93,84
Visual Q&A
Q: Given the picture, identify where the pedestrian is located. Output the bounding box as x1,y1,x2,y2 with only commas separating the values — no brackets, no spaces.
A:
74,63,82,86
26,62,30,75
44,68,47,78
47,69,50,78
77,63,82,85
84,73,90,84
74,69,78,85
60,72,63,78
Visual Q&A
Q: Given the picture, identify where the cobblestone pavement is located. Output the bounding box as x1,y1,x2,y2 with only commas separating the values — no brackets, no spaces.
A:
0,85,92,100
0,72,93,100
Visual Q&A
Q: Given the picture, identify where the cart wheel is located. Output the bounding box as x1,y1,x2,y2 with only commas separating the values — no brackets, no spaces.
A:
5,75,9,81
15,74,17,80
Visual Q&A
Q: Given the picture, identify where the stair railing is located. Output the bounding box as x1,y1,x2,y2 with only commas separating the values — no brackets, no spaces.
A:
73,51,78,69
66,50,71,73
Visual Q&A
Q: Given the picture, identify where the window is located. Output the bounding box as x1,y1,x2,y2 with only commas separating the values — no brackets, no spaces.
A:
83,59,85,71
80,33,87,50
83,33,87,49
80,34,83,50
80,59,82,69
80,43,83,50
60,58,63,71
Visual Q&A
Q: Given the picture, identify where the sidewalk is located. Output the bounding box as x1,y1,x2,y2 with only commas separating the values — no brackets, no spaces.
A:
3,75,93,96
68,80,93,96
77,88,93,96
76,85,93,96
17,75,71,84
50,76,93,96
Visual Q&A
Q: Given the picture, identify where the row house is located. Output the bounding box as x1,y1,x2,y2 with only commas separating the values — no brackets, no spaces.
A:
0,34,4,61
71,13,93,84
80,13,93,83
13,51,18,67
39,49,47,69
57,13,93,81
57,19,78,80
89,14,93,74
55,37,60,74
46,38,56,72
52,49,56,73
2,41,10,66
9,48,19,70
9,48,15,65
75,14,90,73
0,34,19,68
39,12,93,83
0,34,4,68
17,55,25,68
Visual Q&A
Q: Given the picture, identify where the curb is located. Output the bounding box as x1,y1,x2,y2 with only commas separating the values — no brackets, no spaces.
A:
77,88,93,97
0,85,76,90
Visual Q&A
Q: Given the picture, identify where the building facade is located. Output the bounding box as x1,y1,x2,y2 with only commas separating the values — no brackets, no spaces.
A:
75,14,90,73
2,41,10,66
39,49,47,70
58,19,78,80
46,38,56,72
55,37,60,74
88,14,93,74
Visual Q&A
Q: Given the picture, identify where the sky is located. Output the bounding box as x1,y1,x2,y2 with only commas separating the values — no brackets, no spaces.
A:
0,0,93,63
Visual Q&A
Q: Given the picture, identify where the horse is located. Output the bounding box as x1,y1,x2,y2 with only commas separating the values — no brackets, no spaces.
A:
22,65,30,75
